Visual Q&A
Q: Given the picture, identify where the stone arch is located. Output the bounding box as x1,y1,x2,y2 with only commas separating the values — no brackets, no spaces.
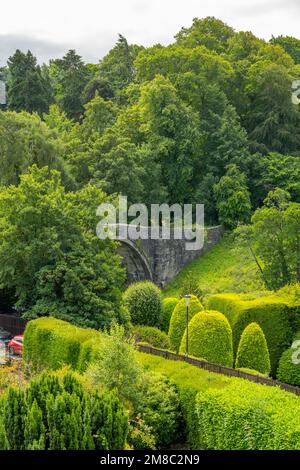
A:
118,240,153,285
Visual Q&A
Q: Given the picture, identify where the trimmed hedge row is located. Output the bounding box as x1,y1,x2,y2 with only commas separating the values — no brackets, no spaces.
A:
207,291,299,374
168,295,203,352
196,380,300,449
23,317,107,372
179,310,233,367
139,352,300,450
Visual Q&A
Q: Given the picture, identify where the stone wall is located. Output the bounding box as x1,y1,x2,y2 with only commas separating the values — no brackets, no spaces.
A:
118,225,224,287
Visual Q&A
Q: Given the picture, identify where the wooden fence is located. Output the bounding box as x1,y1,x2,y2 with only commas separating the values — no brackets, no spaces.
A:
0,314,27,336
138,344,300,397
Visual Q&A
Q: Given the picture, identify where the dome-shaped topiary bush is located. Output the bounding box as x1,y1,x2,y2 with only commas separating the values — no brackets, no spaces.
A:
123,281,162,327
179,310,233,367
168,295,203,352
133,325,170,349
160,297,178,332
277,333,300,386
235,322,270,375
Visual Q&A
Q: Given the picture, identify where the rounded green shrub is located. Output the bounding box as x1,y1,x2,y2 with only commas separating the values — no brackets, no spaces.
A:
136,372,182,447
168,295,203,352
277,333,300,386
235,322,271,375
123,281,162,327
133,325,170,349
179,310,233,367
160,297,178,332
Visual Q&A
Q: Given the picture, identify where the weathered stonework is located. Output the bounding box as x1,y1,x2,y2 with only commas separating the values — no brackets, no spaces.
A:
117,225,224,287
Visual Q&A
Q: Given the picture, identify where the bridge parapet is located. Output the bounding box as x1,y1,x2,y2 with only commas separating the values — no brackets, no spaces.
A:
117,225,224,287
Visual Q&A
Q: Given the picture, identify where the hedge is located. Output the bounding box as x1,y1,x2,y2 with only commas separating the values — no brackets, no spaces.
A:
196,380,300,449
133,326,170,349
235,323,270,375
207,291,300,374
168,296,203,352
277,332,300,386
138,351,300,450
123,281,162,327
160,297,178,332
179,310,233,367
23,317,106,372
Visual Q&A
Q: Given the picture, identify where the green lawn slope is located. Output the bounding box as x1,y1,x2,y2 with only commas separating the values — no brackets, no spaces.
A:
163,234,266,300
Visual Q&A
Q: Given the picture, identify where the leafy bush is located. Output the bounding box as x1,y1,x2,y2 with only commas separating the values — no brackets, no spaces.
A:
23,317,106,372
123,281,162,327
86,324,142,405
207,291,299,374
179,310,233,367
135,372,182,447
0,371,128,450
133,325,170,349
277,332,300,386
168,295,203,352
235,322,270,375
196,380,300,449
160,297,178,332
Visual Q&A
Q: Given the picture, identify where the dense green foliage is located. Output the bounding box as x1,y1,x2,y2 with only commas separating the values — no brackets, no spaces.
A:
208,288,300,374
23,317,106,371
0,16,299,326
133,325,170,349
139,351,300,450
84,323,181,449
134,372,182,447
0,166,125,328
179,310,233,367
160,297,178,332
168,296,203,352
277,332,300,386
238,188,300,289
235,322,271,374
0,371,128,450
123,281,162,327
214,164,252,229
7,50,52,115
196,380,300,449
0,111,73,187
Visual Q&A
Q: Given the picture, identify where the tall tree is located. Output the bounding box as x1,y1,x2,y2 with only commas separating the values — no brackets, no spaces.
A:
214,164,252,229
0,166,126,328
50,50,89,119
7,50,51,115
175,16,235,53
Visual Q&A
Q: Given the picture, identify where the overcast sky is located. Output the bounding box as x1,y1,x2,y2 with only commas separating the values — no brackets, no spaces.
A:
0,0,299,66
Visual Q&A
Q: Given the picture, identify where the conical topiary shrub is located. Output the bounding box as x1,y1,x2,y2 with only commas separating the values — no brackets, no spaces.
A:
235,322,270,375
179,310,233,367
168,295,203,352
160,297,178,332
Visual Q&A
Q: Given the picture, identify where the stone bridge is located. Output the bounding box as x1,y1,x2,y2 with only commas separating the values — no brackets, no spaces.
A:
117,225,224,287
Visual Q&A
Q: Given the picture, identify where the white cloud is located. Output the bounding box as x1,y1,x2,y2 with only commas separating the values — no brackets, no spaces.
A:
0,0,299,65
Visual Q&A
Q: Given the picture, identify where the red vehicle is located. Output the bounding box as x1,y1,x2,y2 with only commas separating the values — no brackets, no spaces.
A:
8,335,23,356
